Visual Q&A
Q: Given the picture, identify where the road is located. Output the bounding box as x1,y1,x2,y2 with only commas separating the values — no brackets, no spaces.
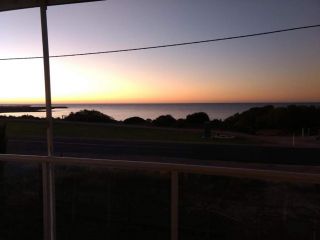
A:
6,137,320,169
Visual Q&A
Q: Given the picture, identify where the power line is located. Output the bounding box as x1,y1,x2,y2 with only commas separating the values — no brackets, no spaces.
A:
1,24,320,61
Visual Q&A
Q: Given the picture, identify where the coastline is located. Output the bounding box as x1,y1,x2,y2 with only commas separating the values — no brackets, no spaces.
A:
0,102,320,120
0,105,67,114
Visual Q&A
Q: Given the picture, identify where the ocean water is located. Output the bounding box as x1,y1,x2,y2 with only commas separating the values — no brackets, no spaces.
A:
1,103,319,121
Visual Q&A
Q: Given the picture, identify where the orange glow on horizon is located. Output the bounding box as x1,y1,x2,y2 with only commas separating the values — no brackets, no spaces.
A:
0,54,319,104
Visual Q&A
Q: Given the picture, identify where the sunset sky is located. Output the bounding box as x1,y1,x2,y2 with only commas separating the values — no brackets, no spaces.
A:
0,0,319,104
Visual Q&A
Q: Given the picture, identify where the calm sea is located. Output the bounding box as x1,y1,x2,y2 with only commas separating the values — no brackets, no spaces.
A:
1,103,320,121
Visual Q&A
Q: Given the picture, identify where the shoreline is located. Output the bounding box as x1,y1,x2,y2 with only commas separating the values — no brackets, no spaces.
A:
0,102,319,117
0,105,67,113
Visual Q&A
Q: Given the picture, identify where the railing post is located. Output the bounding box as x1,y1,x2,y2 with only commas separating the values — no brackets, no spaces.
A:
171,171,179,240
40,2,56,240
42,161,55,240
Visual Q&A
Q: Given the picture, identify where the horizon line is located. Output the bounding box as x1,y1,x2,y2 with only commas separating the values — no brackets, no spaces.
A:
1,101,320,105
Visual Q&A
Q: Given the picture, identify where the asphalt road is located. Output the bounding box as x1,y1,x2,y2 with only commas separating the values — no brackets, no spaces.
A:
6,137,320,166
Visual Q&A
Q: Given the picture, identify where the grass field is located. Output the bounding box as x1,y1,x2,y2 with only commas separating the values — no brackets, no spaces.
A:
1,119,249,144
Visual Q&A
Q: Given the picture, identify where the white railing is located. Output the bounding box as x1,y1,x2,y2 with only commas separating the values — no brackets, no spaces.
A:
1,153,320,240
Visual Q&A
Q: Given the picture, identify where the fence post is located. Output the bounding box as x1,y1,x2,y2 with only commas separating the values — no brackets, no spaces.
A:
0,123,6,219
171,171,179,240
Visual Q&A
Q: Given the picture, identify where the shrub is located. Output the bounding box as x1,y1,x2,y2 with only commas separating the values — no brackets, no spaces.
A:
185,112,210,127
222,105,320,134
123,117,147,125
211,119,223,129
152,115,177,127
64,110,116,123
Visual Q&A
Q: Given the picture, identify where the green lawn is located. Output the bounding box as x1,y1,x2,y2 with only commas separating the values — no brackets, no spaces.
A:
4,120,201,142
2,119,248,144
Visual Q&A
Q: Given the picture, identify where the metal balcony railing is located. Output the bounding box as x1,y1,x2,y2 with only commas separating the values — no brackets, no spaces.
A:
1,153,320,240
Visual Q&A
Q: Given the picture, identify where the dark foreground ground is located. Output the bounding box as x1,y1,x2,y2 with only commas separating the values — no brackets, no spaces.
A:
2,120,320,240
1,156,320,240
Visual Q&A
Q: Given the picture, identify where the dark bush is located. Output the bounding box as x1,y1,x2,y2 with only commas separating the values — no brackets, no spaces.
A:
152,115,177,127
222,105,320,134
123,117,147,125
19,115,42,120
185,112,210,127
211,119,223,129
176,118,186,128
0,115,41,120
64,110,116,123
